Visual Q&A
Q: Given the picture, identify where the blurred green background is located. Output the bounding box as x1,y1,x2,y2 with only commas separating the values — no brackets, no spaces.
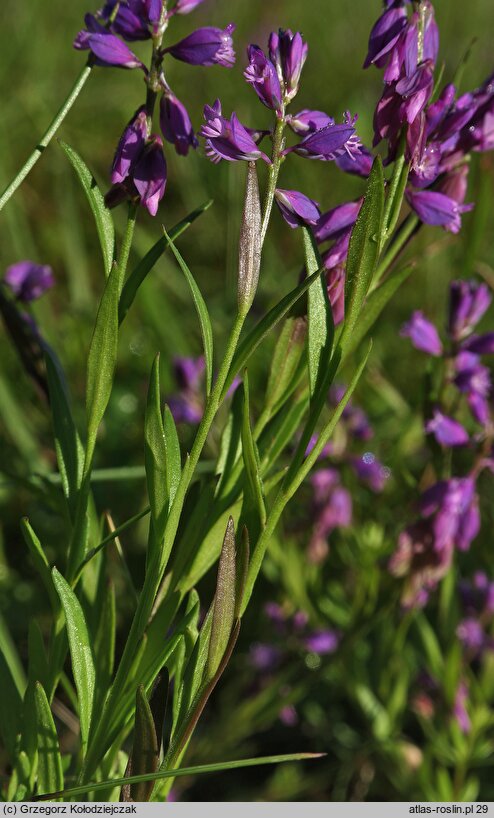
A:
1,0,494,802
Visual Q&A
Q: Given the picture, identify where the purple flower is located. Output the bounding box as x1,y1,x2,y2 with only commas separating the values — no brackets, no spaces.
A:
454,358,491,426
448,280,491,341
406,189,473,234
287,113,361,162
279,705,298,726
160,93,198,156
335,145,374,178
396,62,434,124
453,681,471,734
268,29,308,101
352,453,390,492
425,409,469,447
172,0,205,13
363,3,408,73
111,107,149,184
400,310,443,356
287,109,334,135
165,24,235,67
132,136,167,215
244,46,282,113
249,643,281,671
4,261,54,302
457,618,486,654
308,469,352,562
463,333,494,355
274,189,320,229
315,199,362,244
167,356,205,424
304,629,340,655
200,100,270,163
77,29,145,69
326,264,346,326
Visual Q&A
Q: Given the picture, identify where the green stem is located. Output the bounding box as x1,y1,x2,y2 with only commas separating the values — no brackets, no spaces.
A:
260,117,285,246
371,213,420,290
0,64,92,213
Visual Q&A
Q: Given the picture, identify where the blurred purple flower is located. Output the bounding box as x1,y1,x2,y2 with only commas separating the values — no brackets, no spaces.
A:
279,705,298,726
351,453,390,492
172,0,205,14
160,92,198,156
168,356,204,424
453,681,471,734
244,46,282,113
463,333,494,355
406,188,473,234
425,409,469,447
457,618,486,654
454,356,491,426
200,100,270,163
249,643,281,671
448,279,491,341
304,629,340,655
165,24,236,67
4,261,54,302
400,310,443,356
274,189,320,229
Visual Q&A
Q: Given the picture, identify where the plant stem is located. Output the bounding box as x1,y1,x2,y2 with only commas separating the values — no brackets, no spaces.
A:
260,116,285,246
372,213,420,289
0,64,92,213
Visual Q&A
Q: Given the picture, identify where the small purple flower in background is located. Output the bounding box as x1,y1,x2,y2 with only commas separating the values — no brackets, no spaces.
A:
244,45,282,113
279,705,298,727
160,92,198,156
168,356,205,424
351,453,390,491
457,572,494,658
304,629,340,655
4,262,54,302
400,310,443,356
164,24,236,67
425,409,469,447
274,189,320,229
449,280,492,341
200,100,270,163
249,643,282,671
453,680,471,734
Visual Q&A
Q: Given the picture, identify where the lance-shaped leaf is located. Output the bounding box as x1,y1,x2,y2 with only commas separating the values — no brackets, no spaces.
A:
175,605,213,733
145,355,168,547
118,201,213,325
34,682,64,797
163,228,214,396
221,266,325,400
44,346,83,519
207,517,237,679
86,258,124,461
93,579,116,712
122,686,159,802
341,265,414,362
59,140,114,278
302,227,334,399
265,317,306,415
237,162,262,316
340,156,384,354
234,527,250,620
240,374,266,533
28,620,49,691
21,520,58,614
52,569,95,752
163,405,181,508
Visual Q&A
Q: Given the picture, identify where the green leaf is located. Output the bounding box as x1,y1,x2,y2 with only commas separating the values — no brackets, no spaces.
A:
265,317,306,415
34,682,64,797
163,405,181,509
221,265,326,400
145,355,168,544
302,227,334,398
126,686,159,802
52,569,95,752
207,517,237,679
163,227,214,396
34,753,324,801
93,580,116,712
234,527,250,620
215,385,244,497
177,606,214,730
240,374,266,532
340,156,385,353
58,140,114,277
44,346,83,518
237,162,262,315
28,621,49,691
342,265,413,362
0,645,24,758
118,200,213,325
86,259,124,458
21,520,58,614
258,398,307,473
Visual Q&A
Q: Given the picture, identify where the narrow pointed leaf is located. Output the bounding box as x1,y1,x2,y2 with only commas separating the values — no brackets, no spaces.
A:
240,375,266,530
302,227,334,398
163,405,181,508
34,753,324,800
340,156,384,353
28,620,49,690
127,686,159,802
93,579,116,710
145,355,168,549
119,201,213,325
238,162,262,315
177,606,214,730
34,682,64,797
52,569,95,751
21,520,58,613
265,317,306,414
163,228,214,396
215,385,244,496
222,265,325,400
59,140,114,277
342,265,414,361
234,527,250,620
0,649,23,758
207,517,237,679
44,346,84,518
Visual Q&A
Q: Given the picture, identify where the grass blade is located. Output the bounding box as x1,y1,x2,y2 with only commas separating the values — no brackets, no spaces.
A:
34,682,64,797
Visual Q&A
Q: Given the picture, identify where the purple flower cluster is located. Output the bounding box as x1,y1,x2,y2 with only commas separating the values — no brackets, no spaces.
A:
3,261,54,302
307,387,390,562
75,2,235,215
365,0,494,233
457,572,494,658
390,279,493,608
